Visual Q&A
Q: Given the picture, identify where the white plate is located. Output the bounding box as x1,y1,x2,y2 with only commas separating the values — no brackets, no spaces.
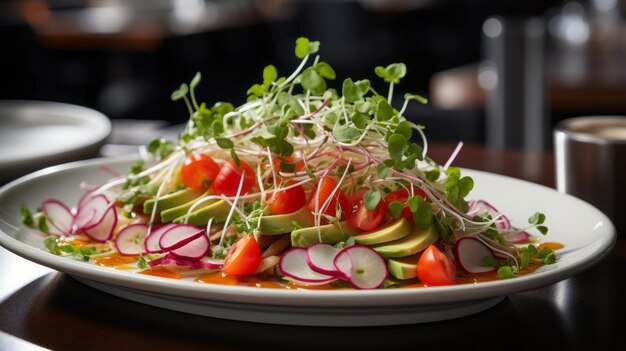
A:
0,100,111,182
0,156,616,326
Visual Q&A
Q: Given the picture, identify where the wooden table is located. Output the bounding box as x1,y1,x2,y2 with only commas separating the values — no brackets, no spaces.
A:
1,142,623,350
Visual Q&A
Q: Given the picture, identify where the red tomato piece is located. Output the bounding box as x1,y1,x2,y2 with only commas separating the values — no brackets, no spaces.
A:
271,156,305,174
383,187,427,223
180,153,220,189
222,236,261,276
267,180,306,215
307,176,348,221
416,245,457,286
346,188,387,231
211,159,256,196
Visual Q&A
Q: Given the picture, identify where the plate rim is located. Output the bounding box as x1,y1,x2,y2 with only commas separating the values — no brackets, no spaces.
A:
0,156,617,308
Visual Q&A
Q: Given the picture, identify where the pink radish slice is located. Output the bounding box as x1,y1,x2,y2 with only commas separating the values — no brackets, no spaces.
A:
115,224,148,256
74,195,110,229
144,224,177,253
148,253,222,270
503,231,531,244
306,244,341,276
454,237,496,274
159,224,204,251
170,234,210,260
40,199,74,236
83,204,117,242
333,245,387,289
279,248,337,284
467,200,511,230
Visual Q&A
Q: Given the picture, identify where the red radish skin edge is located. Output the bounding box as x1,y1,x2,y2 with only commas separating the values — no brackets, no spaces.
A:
454,237,497,274
305,243,341,276
333,245,388,290
82,204,117,242
115,224,149,256
279,248,338,284
144,224,177,254
158,225,205,251
170,234,211,260
148,253,223,270
40,199,74,236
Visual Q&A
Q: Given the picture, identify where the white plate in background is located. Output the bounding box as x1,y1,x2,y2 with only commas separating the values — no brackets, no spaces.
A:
0,100,111,182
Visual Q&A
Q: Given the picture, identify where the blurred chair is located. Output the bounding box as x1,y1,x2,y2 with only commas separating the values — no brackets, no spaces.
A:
481,16,548,150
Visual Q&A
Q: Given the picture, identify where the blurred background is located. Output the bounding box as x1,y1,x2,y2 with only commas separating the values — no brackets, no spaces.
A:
2,0,626,149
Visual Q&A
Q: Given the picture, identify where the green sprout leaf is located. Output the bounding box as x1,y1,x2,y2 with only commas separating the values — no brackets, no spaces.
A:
404,93,428,104
375,63,407,84
295,37,319,59
388,201,404,219
315,62,336,80
363,189,382,211
171,83,189,101
190,72,202,89
20,204,34,227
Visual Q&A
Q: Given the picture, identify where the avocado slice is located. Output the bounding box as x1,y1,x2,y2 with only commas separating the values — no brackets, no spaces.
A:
160,193,214,223
258,206,315,235
352,218,412,246
388,255,419,280
172,199,231,226
291,221,361,247
143,188,206,214
373,224,438,258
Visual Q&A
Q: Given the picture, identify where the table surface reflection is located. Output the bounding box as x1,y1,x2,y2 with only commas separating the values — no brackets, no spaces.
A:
1,142,624,350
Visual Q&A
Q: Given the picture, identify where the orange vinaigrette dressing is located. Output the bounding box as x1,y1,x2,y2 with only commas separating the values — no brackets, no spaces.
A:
138,266,182,279
92,253,137,267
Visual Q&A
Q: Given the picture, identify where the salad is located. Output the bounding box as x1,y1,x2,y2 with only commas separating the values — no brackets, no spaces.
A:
21,37,556,289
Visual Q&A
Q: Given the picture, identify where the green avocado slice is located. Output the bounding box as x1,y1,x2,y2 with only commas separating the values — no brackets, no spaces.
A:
387,255,419,280
352,218,412,246
372,224,438,258
258,206,315,235
142,187,206,214
159,192,214,223
291,221,361,247
172,199,231,226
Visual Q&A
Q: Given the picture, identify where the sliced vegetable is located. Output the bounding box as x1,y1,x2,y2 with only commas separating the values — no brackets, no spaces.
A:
347,188,386,231
307,176,348,221
333,245,387,289
82,204,117,242
454,237,496,274
416,244,457,286
40,199,74,236
222,235,261,276
467,200,510,230
267,180,306,215
181,153,220,189
115,224,148,256
305,243,341,276
279,248,337,284
159,224,204,251
211,159,256,196
171,234,210,260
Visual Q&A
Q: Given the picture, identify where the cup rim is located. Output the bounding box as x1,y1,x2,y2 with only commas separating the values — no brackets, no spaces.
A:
555,116,626,145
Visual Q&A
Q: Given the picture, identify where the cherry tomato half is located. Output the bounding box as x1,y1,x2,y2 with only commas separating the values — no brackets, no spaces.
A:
383,187,427,223
180,154,220,189
267,180,306,215
222,236,261,276
347,188,387,231
211,159,256,196
307,176,348,221
416,244,457,286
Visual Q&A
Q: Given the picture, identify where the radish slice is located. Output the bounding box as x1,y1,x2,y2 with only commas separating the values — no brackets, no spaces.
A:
503,231,531,244
454,237,496,274
159,224,204,251
144,224,177,254
279,248,337,284
82,204,117,242
333,245,387,289
171,234,210,260
306,244,341,276
75,195,110,230
467,200,511,230
40,199,74,236
332,250,353,281
115,224,148,256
